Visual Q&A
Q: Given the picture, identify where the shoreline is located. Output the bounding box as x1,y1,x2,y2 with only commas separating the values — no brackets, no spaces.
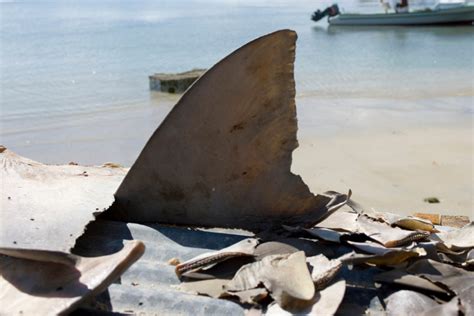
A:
1,95,472,217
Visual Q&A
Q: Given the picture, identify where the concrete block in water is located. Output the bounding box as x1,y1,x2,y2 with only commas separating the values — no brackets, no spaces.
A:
149,69,206,93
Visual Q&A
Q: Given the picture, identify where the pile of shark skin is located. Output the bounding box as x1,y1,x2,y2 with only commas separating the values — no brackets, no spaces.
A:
0,30,472,315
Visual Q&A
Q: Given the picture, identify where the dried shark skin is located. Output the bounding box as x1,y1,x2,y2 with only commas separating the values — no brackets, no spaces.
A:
376,259,474,314
340,248,425,267
253,240,299,259
313,211,430,248
421,297,461,316
306,255,342,291
178,275,268,304
344,197,438,232
458,285,474,316
108,30,348,230
391,217,438,233
345,240,415,256
436,247,473,267
385,290,435,316
0,247,77,266
375,269,449,294
254,238,336,259
0,240,144,315
315,210,359,232
223,288,269,305
384,290,458,316
178,278,230,299
226,251,315,307
356,215,430,248
282,225,347,243
0,148,126,252
175,238,258,277
466,249,474,266
265,280,346,315
433,222,474,250
405,259,474,295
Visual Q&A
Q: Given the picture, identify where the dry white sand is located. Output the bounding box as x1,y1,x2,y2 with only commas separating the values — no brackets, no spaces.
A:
293,97,473,218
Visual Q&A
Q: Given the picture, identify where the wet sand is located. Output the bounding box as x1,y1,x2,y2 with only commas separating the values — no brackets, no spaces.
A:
1,95,472,218
294,125,473,218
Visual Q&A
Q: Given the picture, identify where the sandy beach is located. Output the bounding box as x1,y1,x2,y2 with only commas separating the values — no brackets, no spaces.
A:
294,122,473,218
2,94,472,218
293,96,473,218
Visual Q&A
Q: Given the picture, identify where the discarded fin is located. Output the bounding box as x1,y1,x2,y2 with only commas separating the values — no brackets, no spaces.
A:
356,215,430,248
0,148,126,252
384,290,441,316
375,269,449,294
254,238,334,260
345,240,411,256
178,278,229,299
226,251,315,307
0,240,144,315
253,240,299,259
458,285,474,316
392,216,438,233
107,30,349,230
421,297,461,316
266,280,346,315
0,247,78,266
405,259,474,295
344,198,438,233
175,238,258,277
340,248,425,266
306,255,342,291
434,222,474,250
304,227,346,243
314,210,359,232
223,288,268,305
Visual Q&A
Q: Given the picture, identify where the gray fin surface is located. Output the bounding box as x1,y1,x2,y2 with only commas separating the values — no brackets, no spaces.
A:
108,30,346,230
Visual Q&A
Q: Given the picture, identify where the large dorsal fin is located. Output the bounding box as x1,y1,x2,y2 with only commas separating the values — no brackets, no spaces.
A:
108,30,347,230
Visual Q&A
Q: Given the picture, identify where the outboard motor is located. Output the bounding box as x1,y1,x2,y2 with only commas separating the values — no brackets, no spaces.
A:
311,4,340,22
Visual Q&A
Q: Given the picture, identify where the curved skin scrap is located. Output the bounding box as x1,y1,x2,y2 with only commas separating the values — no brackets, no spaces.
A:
392,217,437,233
406,259,474,295
226,251,315,306
384,290,440,316
375,269,449,294
385,290,462,316
0,148,127,252
306,255,342,291
356,215,430,248
175,238,258,277
343,197,438,233
435,222,474,249
0,240,145,315
266,280,346,315
108,30,348,230
0,247,78,266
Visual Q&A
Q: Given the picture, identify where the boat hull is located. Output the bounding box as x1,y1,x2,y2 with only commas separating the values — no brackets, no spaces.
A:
329,6,474,25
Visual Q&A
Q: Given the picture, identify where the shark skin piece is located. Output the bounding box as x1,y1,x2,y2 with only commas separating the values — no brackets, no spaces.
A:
0,148,127,252
108,30,348,231
0,240,145,315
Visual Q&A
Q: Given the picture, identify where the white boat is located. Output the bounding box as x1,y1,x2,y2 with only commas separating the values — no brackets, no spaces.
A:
311,3,474,26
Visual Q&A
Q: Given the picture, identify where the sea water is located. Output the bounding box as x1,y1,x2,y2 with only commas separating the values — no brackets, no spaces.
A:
0,0,473,164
